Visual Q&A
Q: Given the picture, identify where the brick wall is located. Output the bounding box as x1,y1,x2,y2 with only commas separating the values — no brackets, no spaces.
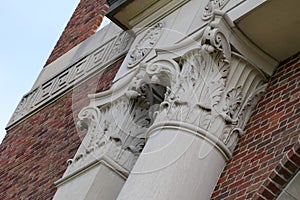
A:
0,59,123,199
44,0,108,66
211,53,300,200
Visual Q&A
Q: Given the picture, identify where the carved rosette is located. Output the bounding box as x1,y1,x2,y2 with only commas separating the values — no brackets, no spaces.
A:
127,22,164,68
202,0,230,21
221,84,267,152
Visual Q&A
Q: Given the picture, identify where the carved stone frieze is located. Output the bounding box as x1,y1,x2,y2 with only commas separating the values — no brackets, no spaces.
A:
127,22,164,68
202,0,230,21
7,31,134,128
109,31,134,59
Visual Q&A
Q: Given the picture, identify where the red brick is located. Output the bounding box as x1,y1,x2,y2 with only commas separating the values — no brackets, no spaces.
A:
288,149,300,166
264,179,281,195
45,0,108,66
261,187,276,199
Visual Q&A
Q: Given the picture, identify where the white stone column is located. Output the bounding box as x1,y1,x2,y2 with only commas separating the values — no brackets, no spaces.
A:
117,23,268,200
117,125,229,200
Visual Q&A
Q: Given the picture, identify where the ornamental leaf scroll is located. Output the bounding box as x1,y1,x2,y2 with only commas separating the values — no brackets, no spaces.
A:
202,0,230,21
127,22,164,68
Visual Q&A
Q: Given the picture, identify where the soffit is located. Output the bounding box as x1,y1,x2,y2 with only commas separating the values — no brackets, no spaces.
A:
106,0,188,30
236,0,300,62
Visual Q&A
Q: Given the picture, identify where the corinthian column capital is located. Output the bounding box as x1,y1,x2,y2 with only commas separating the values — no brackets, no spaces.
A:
133,17,268,157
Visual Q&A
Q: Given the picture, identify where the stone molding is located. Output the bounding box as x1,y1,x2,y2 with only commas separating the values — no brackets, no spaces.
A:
254,142,300,199
55,156,127,187
132,0,190,28
6,31,134,129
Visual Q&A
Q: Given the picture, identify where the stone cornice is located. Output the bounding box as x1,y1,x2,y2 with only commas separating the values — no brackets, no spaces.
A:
6,30,134,130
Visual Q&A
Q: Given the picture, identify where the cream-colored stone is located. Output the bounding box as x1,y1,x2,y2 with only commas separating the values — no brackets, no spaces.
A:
7,24,133,129
33,23,122,88
53,162,125,200
115,15,268,199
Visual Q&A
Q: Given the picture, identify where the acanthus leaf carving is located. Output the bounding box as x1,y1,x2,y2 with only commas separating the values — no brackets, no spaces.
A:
237,83,268,130
66,15,269,177
130,22,268,155
154,43,230,130
67,70,166,175
104,97,151,169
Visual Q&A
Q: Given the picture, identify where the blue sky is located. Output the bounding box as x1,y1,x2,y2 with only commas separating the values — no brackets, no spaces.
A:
0,1,80,143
